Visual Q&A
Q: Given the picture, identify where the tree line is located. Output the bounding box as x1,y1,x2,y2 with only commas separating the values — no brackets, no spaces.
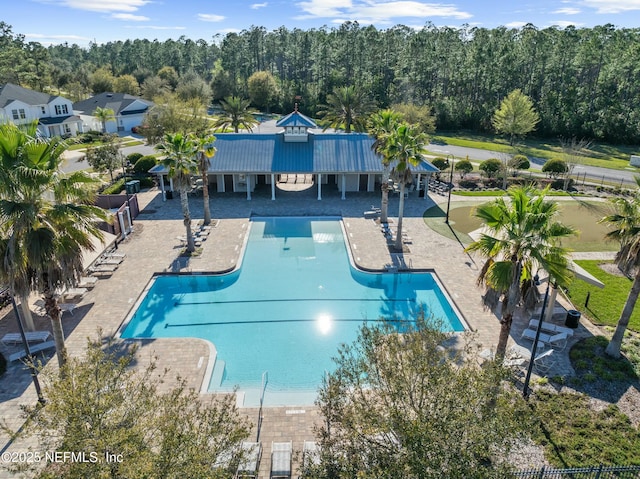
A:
2,21,640,143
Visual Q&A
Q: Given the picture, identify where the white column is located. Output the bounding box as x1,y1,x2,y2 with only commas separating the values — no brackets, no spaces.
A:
124,206,132,232
118,212,127,240
271,174,276,200
545,283,559,324
169,177,174,193
341,174,346,200
417,173,421,197
247,175,252,200
317,173,322,200
160,174,166,201
425,173,431,200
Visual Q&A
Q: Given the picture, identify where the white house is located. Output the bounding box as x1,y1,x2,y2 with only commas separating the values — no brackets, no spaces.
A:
0,83,83,138
73,92,153,134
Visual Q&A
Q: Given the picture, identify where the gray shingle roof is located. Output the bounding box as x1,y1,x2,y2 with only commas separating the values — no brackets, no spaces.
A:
151,132,438,174
0,83,57,108
73,92,152,115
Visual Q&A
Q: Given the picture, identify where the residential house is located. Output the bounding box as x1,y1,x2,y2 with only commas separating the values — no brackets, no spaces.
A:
73,92,153,134
0,83,83,138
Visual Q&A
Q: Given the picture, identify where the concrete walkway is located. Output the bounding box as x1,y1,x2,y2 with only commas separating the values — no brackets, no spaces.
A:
0,186,609,478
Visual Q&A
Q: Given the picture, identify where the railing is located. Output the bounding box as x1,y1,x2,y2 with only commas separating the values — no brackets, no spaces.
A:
513,465,640,478
256,371,268,441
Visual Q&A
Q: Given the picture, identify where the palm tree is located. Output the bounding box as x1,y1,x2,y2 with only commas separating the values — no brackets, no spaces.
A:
599,176,640,358
0,122,108,369
317,86,375,133
465,186,576,358
93,106,116,133
368,110,403,224
384,122,428,250
195,134,217,226
213,96,259,133
156,132,198,252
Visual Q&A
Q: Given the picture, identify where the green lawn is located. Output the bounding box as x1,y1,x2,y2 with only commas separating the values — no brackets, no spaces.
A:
567,260,640,333
433,131,640,172
442,201,618,252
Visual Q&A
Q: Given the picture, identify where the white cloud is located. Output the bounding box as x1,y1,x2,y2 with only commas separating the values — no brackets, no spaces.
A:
553,7,581,14
296,0,472,22
111,13,150,21
126,25,187,30
251,2,268,9
218,28,242,34
504,21,527,28
197,13,226,22
25,33,92,44
579,0,640,13
37,0,151,12
548,20,584,27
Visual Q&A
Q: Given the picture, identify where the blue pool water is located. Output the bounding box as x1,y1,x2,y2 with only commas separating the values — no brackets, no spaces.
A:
121,217,465,406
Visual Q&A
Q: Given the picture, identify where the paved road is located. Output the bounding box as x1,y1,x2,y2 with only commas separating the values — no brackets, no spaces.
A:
428,143,639,188
61,138,156,174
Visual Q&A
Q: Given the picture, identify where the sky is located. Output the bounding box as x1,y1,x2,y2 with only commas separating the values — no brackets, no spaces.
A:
4,0,640,47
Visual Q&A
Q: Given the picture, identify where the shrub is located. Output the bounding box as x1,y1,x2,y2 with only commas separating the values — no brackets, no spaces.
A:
431,157,450,171
479,158,502,178
139,176,155,188
126,152,144,165
102,178,125,194
0,352,5,377
454,159,473,178
133,155,157,174
509,154,530,172
459,179,479,189
542,158,568,178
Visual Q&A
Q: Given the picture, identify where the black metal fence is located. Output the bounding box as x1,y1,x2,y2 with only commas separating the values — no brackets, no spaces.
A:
514,465,640,478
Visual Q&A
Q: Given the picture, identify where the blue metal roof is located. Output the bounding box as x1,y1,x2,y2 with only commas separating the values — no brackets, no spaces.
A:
275,111,317,128
151,133,439,174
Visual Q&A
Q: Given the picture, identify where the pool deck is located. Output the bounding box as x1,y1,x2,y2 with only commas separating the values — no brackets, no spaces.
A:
0,185,606,478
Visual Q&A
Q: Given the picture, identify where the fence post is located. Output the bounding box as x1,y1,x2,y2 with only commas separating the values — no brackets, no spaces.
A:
537,466,545,479
594,464,603,479
601,175,605,186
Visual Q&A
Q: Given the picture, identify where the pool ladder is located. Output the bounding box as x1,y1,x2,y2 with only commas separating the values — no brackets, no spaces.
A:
256,371,268,441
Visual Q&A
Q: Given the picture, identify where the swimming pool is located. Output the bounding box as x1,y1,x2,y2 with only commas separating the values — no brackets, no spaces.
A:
121,217,465,406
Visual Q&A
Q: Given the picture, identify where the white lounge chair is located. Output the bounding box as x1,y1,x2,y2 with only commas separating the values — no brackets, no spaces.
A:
77,276,98,288
89,264,118,273
2,331,52,346
533,349,556,375
528,319,574,337
236,442,261,479
271,441,292,479
9,341,55,362
302,441,320,469
33,299,46,314
59,303,78,316
521,329,568,350
63,287,87,299
97,256,123,265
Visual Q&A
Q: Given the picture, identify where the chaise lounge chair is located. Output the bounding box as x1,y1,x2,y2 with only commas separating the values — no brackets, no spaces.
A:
2,331,52,346
271,441,292,479
9,341,56,362
528,319,574,337
521,329,568,351
236,441,261,479
77,276,98,288
302,441,320,469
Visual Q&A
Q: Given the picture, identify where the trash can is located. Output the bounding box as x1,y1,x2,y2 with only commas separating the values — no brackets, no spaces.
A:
565,309,581,328
132,180,141,192
125,181,136,194
165,190,173,199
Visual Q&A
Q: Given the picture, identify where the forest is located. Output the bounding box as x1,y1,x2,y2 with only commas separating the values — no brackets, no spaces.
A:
1,21,640,144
